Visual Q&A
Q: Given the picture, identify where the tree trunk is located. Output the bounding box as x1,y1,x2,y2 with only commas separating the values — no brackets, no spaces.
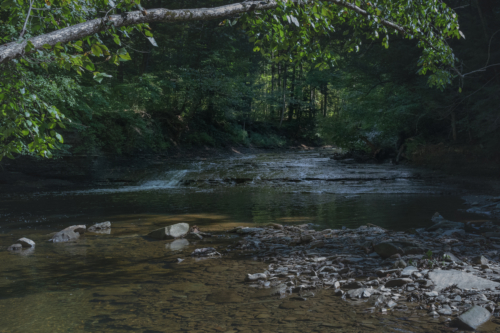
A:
451,111,457,141
323,84,328,117
280,63,287,127
288,66,296,121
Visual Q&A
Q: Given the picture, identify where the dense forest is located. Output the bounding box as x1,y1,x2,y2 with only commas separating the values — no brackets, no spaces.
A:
1,0,499,164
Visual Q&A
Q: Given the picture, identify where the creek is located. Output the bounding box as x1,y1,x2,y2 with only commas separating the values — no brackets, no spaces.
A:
0,148,494,332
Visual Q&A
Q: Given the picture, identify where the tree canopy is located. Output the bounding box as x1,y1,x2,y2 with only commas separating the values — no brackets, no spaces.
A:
0,0,462,160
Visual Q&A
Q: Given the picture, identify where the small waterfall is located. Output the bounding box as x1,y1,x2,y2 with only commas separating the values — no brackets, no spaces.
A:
140,170,188,188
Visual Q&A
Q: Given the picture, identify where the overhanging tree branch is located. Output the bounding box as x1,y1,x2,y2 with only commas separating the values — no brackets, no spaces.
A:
0,0,411,66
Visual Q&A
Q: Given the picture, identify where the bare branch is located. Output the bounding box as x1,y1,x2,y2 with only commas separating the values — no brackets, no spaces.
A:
19,0,34,38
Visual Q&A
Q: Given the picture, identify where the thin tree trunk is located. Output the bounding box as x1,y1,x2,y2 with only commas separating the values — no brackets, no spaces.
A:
323,85,328,117
280,63,287,127
271,60,275,120
451,111,457,141
288,66,296,121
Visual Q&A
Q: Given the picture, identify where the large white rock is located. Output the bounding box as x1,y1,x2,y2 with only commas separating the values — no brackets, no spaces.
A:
49,225,86,243
429,269,500,291
147,223,189,240
17,237,35,248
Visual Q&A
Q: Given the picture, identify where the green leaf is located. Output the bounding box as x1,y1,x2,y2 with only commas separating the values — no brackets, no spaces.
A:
91,44,103,57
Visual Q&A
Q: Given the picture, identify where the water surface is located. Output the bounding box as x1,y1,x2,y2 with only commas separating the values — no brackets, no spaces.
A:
0,149,493,332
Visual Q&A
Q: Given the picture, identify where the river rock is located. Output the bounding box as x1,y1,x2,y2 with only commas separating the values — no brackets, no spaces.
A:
17,237,35,248
443,252,462,263
393,259,407,269
472,255,488,265
147,223,189,240
429,269,500,291
7,244,22,251
373,242,403,258
346,288,373,299
49,225,86,243
186,232,203,240
454,305,491,330
246,273,267,282
385,278,413,288
191,247,220,257
401,266,418,277
368,294,387,307
88,221,111,232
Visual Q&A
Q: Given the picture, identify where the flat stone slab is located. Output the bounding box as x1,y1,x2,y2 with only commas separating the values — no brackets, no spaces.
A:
17,237,35,248
429,269,500,291
455,305,491,330
147,223,189,240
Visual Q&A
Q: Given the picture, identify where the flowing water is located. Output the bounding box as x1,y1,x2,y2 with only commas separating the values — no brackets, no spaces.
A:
0,149,496,332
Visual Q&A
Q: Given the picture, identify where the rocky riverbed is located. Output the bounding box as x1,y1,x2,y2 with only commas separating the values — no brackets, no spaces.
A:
223,200,500,331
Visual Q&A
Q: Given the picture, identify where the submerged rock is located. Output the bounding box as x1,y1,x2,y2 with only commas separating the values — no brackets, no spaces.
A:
454,305,491,331
17,237,35,248
88,221,111,232
147,223,189,240
49,225,86,243
191,247,220,257
428,270,500,291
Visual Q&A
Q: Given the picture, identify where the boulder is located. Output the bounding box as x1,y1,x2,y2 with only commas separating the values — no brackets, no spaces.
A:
385,278,413,288
454,305,491,331
428,270,500,291
17,237,35,248
147,223,189,240
7,244,22,251
88,221,111,232
49,225,86,243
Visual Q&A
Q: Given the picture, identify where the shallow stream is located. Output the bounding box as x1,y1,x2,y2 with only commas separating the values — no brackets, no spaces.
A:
0,149,496,332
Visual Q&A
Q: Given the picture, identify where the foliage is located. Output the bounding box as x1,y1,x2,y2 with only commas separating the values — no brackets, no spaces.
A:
0,0,463,159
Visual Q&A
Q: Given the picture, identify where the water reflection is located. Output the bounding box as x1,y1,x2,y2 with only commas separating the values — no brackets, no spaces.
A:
165,239,189,251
